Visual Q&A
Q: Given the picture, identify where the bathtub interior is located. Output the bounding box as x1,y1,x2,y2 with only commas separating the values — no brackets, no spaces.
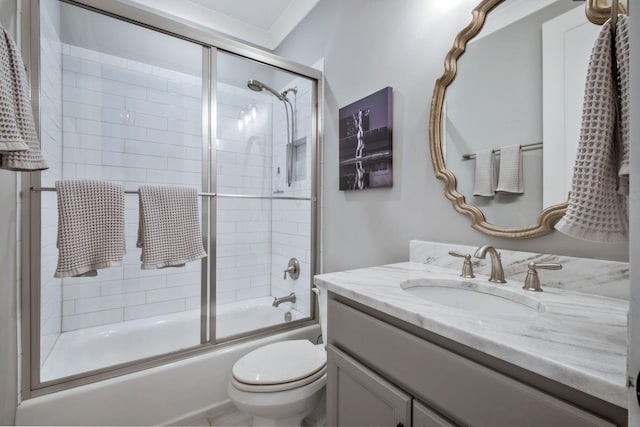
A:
41,297,306,382
36,1,316,387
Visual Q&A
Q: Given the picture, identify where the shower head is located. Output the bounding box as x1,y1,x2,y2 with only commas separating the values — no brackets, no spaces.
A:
247,79,285,101
247,79,264,92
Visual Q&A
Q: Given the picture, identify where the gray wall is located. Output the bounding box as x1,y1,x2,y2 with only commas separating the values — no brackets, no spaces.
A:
0,1,19,424
275,0,628,274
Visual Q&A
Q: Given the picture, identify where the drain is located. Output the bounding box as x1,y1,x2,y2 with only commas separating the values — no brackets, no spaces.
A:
284,311,292,322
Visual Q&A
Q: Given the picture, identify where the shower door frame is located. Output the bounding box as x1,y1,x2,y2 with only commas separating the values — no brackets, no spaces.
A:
20,0,323,399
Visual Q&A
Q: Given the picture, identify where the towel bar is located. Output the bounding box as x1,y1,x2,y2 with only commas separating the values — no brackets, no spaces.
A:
461,142,543,160
30,186,314,201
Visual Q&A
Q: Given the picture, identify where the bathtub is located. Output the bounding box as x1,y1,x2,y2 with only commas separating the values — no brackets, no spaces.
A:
41,297,306,381
17,297,317,426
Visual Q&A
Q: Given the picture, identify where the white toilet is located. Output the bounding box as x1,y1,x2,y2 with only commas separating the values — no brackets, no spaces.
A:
227,288,328,426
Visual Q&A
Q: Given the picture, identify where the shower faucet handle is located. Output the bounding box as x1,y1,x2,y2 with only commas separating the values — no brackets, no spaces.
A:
283,258,300,280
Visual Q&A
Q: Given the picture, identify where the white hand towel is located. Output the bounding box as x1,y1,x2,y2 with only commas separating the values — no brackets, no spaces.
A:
0,25,48,171
136,185,207,270
555,17,628,242
496,145,524,194
472,149,496,197
54,180,125,278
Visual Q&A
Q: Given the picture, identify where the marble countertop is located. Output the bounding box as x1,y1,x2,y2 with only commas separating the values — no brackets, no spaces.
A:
314,262,629,408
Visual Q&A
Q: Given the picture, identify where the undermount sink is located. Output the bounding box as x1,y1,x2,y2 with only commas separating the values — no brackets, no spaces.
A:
401,278,545,316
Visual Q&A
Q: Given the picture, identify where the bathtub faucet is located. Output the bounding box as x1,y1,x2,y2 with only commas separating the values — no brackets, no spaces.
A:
272,292,296,307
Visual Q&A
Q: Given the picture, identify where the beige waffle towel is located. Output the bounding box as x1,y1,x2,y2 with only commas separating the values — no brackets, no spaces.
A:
555,17,629,242
472,149,496,197
496,145,524,194
0,25,48,171
615,15,629,196
54,180,125,278
136,185,206,270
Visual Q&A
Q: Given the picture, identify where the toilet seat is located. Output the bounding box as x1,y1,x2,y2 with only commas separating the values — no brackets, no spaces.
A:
231,365,326,392
231,340,326,393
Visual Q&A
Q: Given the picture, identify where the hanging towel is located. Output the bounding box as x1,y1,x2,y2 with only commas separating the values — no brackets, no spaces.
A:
54,180,125,278
555,18,628,242
0,25,48,171
136,185,206,270
615,15,629,196
496,145,524,194
472,149,496,197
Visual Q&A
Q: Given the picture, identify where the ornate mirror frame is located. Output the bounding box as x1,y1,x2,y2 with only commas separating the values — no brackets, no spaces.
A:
428,0,569,239
586,0,626,24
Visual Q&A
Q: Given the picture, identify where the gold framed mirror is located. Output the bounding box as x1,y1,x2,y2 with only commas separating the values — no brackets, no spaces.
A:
427,0,601,239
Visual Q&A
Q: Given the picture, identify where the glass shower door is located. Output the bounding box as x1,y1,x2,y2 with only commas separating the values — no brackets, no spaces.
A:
214,52,315,340
36,0,208,383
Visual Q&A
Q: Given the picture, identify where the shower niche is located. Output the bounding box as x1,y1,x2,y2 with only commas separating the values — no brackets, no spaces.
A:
293,137,308,183
25,0,320,396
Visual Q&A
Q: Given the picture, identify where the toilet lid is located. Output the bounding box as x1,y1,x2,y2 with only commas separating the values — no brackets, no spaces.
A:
231,368,326,393
232,340,326,385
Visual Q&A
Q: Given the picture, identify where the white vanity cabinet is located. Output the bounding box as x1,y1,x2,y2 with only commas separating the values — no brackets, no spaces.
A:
326,295,625,427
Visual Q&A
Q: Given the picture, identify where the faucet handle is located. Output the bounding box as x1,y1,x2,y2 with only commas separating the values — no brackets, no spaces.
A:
523,262,562,292
283,258,300,280
448,251,475,278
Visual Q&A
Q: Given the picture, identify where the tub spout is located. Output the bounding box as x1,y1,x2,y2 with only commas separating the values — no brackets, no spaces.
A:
272,292,296,307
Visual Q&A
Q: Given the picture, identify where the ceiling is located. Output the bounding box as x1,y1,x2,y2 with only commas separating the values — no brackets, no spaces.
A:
121,0,320,50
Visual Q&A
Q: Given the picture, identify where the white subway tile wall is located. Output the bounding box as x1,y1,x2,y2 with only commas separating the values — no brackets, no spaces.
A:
40,1,63,364
215,84,274,310
58,43,204,332
214,77,314,319
270,78,313,317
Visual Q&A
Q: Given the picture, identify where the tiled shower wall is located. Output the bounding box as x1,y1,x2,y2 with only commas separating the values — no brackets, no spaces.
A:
59,44,203,331
215,86,274,306
40,0,63,360
270,78,313,317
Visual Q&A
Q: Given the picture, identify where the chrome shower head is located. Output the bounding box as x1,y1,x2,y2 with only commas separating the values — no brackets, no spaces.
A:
247,79,285,101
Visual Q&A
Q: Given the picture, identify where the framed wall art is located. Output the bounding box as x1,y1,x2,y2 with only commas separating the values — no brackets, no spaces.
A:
338,87,393,191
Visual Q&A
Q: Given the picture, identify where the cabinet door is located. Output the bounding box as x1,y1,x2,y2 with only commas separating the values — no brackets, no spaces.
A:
413,401,456,427
327,345,411,427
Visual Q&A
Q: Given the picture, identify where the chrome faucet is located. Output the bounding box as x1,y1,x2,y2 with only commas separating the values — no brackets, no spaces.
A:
474,245,506,283
272,292,296,307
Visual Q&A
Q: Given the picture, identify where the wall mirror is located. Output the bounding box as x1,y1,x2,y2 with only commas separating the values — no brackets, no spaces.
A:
429,0,605,239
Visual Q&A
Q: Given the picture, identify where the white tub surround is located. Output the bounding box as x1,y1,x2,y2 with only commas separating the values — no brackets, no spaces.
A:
314,245,628,408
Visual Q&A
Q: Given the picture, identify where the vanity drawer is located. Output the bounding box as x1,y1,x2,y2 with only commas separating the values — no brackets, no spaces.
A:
328,298,616,427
